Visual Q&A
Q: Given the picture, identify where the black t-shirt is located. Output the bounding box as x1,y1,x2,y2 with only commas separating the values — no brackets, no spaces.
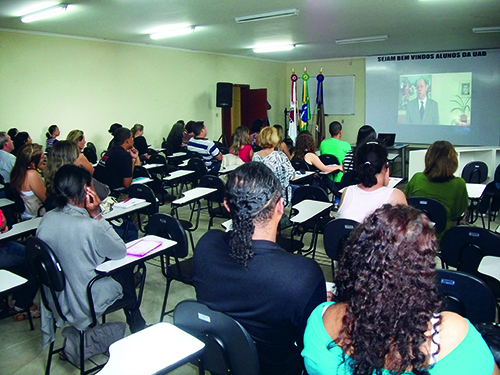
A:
193,230,326,375
134,136,148,155
93,145,132,190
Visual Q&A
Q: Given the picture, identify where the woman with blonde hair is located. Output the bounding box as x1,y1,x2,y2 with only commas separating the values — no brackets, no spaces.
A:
230,126,253,163
405,140,468,232
66,129,94,174
10,143,46,220
273,124,291,159
131,123,149,157
253,126,295,204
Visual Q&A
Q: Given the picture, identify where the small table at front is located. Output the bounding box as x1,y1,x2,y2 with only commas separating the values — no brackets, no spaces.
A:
290,199,333,255
97,322,205,375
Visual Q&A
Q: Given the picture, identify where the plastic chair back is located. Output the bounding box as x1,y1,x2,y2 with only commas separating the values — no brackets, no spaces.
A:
83,143,98,164
187,158,208,186
291,185,329,206
26,237,67,321
323,218,359,262
462,161,488,183
319,154,340,166
407,197,447,234
436,269,496,324
173,300,260,375
199,175,225,203
291,159,310,172
128,184,159,216
147,213,189,259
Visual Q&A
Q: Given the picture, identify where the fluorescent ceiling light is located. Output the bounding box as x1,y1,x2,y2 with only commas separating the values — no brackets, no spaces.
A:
236,9,299,23
150,26,196,40
335,35,389,44
472,26,500,33
21,4,70,23
253,44,295,53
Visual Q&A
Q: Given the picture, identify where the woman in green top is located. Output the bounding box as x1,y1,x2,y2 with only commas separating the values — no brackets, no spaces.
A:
302,204,498,375
405,140,468,232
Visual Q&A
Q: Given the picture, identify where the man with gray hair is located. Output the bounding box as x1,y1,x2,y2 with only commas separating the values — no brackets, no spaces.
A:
0,131,16,183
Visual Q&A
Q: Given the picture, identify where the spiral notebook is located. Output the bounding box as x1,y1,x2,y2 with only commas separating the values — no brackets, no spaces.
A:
126,239,163,257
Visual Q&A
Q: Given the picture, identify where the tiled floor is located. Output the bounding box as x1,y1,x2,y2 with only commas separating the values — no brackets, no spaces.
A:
1,194,497,374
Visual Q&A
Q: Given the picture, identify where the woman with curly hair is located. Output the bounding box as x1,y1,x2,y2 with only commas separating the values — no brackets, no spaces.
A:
229,126,253,162
338,140,406,222
303,204,499,375
193,162,325,375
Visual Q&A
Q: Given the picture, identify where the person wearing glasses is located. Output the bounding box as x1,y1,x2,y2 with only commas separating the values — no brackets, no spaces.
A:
338,140,406,223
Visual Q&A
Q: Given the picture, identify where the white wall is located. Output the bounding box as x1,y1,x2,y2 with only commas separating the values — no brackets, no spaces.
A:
0,30,286,154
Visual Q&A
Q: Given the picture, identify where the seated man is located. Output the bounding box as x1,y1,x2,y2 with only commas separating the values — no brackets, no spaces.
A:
37,165,146,346
319,121,351,183
187,121,222,174
0,131,16,183
94,128,140,191
193,162,326,375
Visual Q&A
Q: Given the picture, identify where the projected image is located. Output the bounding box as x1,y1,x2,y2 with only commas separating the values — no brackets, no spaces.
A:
398,72,472,126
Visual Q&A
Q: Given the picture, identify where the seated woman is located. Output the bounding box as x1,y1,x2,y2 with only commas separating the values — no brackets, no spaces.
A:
66,130,94,174
273,124,291,159
10,143,46,220
131,123,149,158
249,119,265,151
12,131,32,157
167,121,185,153
230,126,253,163
252,126,294,205
343,125,376,173
107,123,123,150
405,140,468,232
338,140,406,222
36,164,146,342
45,124,60,151
292,131,343,190
302,204,499,375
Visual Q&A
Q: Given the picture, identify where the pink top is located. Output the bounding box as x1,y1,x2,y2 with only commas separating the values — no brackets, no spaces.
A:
238,144,253,163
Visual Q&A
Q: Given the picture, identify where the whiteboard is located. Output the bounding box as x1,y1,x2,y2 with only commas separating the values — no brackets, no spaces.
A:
310,75,355,115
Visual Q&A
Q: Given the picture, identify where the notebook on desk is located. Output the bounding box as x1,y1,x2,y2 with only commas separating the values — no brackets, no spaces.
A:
126,238,163,257
378,133,396,147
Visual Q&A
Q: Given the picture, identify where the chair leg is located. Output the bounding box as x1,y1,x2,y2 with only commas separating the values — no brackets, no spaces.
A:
160,279,173,322
80,330,85,375
46,340,55,375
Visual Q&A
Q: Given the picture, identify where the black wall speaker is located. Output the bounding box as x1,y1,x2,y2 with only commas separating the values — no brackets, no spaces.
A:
216,82,233,108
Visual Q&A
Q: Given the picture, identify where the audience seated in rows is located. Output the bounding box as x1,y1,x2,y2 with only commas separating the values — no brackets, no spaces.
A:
405,140,469,234
302,204,499,375
10,143,47,220
319,121,351,183
252,126,295,206
338,140,406,223
36,165,146,346
193,162,326,375
187,121,222,174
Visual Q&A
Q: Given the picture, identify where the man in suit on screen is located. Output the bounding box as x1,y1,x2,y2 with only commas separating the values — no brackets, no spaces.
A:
406,78,440,125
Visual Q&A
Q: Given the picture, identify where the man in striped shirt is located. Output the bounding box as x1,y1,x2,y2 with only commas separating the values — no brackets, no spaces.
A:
187,121,222,174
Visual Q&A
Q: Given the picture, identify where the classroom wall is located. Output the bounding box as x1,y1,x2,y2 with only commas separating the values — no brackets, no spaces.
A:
0,30,286,154
284,59,366,144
